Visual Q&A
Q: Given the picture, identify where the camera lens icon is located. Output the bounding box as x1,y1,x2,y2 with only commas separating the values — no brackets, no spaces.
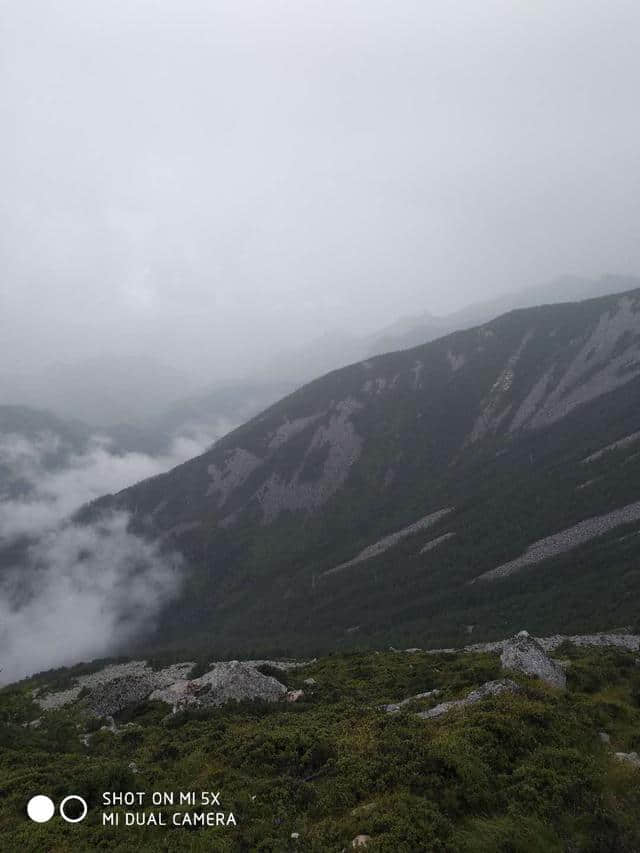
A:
27,794,88,824
59,795,88,823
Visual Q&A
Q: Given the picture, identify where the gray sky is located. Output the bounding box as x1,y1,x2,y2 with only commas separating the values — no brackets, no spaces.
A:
2,0,640,397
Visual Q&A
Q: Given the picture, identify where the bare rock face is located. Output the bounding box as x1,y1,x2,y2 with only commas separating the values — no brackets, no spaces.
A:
500,631,566,688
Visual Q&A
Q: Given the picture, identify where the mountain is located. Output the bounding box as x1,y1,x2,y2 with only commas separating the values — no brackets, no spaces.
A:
365,310,450,357
139,276,640,450
2,275,633,433
88,287,640,657
0,356,199,427
366,274,640,355
255,330,366,388
0,404,171,462
151,378,296,441
0,405,90,448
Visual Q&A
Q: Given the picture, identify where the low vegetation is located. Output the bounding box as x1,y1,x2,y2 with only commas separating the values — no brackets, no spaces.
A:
3,645,640,851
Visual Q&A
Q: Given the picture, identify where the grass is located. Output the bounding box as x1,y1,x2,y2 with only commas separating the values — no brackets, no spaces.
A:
2,645,640,851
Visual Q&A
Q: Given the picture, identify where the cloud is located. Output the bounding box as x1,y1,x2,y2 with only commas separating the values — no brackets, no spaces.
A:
0,512,182,684
3,0,640,411
0,429,214,542
0,428,217,684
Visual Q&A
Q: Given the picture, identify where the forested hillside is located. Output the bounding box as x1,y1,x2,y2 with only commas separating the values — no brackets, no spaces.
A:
81,288,640,658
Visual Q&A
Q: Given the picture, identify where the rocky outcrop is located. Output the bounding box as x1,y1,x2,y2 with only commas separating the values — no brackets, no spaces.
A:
28,629,640,723
500,631,566,688
258,398,364,523
413,631,640,661
150,661,286,711
417,679,519,719
614,751,640,768
538,632,640,653
88,675,167,717
383,689,441,714
36,658,292,715
469,330,533,443
514,295,640,431
36,662,193,712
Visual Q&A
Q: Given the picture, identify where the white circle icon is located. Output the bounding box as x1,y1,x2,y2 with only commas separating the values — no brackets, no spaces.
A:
59,795,88,823
27,795,55,823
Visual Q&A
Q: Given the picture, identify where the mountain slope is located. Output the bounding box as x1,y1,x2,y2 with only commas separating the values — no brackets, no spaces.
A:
93,288,640,656
150,378,296,443
367,273,640,355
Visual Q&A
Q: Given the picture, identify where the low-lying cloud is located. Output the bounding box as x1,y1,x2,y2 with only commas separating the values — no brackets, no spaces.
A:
0,428,215,684
0,429,214,541
0,512,182,684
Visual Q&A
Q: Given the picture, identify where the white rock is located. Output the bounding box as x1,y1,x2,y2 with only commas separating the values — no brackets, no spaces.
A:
418,679,519,719
500,632,566,688
151,661,287,711
383,689,441,714
615,751,640,768
465,680,520,703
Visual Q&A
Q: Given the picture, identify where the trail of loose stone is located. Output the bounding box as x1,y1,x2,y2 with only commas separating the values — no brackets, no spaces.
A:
475,499,640,581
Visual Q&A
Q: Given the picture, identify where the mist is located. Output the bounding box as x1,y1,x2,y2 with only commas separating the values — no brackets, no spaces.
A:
2,2,640,680
0,427,219,682
2,0,640,421
0,512,181,685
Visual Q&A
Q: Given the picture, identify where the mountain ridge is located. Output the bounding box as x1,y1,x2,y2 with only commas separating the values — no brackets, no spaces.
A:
76,286,640,658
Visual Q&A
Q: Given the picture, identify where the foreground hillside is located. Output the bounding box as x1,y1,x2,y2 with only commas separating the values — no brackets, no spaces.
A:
88,288,640,657
3,636,640,851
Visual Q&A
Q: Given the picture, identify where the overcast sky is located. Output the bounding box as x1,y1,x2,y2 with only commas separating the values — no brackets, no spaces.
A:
2,0,640,396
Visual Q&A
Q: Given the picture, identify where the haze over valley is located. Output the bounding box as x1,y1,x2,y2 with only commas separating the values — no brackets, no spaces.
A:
3,1,640,683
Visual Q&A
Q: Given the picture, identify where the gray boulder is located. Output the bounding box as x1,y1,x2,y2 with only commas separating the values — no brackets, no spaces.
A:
500,631,566,688
193,660,287,706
